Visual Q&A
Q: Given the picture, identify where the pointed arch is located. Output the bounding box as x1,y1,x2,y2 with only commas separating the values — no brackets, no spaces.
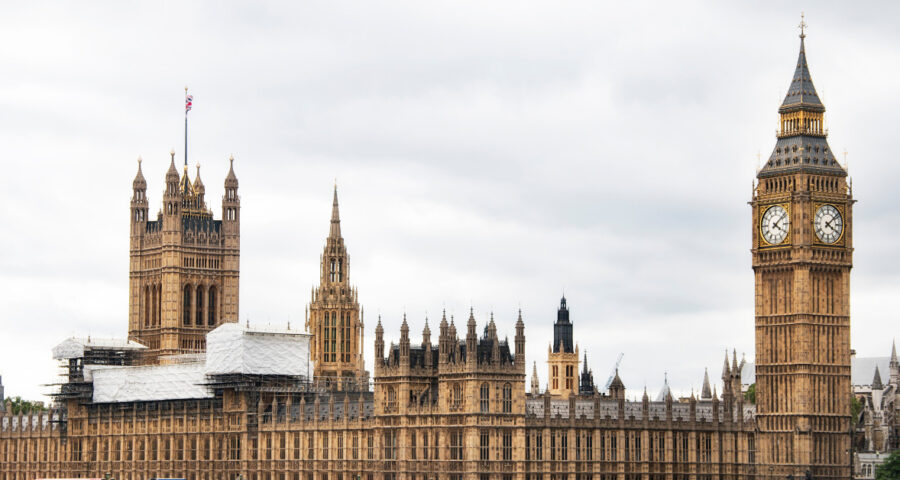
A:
480,382,490,413
195,285,204,326
329,258,336,282
143,285,151,328
207,285,217,326
183,285,192,326
502,383,512,413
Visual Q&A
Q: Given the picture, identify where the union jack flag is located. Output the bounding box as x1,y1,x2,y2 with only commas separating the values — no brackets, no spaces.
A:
185,94,193,113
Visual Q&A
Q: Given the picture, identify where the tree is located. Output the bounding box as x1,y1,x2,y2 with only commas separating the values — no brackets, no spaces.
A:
6,396,48,415
851,395,863,426
743,383,756,404
875,450,900,480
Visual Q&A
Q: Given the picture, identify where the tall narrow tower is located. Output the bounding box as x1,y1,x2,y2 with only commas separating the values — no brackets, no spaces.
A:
547,296,579,397
752,27,852,480
128,152,241,362
307,186,369,390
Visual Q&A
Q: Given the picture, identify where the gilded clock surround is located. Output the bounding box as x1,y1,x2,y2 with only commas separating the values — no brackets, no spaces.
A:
813,202,845,246
758,203,792,248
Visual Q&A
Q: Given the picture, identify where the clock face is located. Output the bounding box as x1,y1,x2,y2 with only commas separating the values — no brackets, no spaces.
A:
761,205,790,245
814,204,843,244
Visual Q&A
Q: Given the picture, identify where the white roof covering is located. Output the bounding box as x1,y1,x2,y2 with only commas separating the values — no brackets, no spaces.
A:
91,363,211,403
205,322,311,377
52,337,146,360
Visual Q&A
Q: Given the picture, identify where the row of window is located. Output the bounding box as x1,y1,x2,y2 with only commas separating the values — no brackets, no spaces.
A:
479,429,514,461
385,382,514,413
182,284,219,327
321,311,353,363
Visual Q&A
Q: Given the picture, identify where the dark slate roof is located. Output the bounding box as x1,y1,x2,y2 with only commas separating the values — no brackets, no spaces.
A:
387,344,438,368
183,216,222,234
780,36,823,113
758,135,846,178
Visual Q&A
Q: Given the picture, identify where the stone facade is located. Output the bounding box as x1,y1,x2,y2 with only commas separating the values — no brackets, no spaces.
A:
128,153,241,361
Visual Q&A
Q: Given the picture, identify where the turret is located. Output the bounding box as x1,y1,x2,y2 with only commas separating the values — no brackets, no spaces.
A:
400,315,410,361
701,368,712,400
193,163,205,204
515,309,525,364
579,352,596,395
466,309,477,366
890,340,899,385
531,362,541,395
375,317,385,363
488,314,500,365
222,155,240,240
439,311,449,364
731,350,742,405
422,319,431,348
423,319,432,368
162,150,182,234
131,157,148,232
553,296,574,353
872,366,884,390
608,369,625,401
449,316,460,361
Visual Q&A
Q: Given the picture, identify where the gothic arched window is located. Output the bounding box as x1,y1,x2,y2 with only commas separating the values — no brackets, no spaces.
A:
452,383,462,409
480,382,490,413
502,383,512,413
386,386,397,412
207,286,217,326
338,259,343,282
182,285,192,326
144,286,151,328
331,312,337,362
330,259,336,282
195,285,204,326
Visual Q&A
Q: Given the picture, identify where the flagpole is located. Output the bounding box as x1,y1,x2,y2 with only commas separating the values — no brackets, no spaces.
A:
184,86,189,170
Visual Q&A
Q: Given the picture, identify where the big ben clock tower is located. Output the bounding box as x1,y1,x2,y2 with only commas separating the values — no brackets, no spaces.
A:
752,23,853,480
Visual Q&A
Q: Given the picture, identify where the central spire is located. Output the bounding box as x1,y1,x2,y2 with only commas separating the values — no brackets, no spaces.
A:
780,28,823,112
330,183,342,238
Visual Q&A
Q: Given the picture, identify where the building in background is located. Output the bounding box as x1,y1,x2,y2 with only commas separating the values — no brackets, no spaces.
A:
851,342,900,478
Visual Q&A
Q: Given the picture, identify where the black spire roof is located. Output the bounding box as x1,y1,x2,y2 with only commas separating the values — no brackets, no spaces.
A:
779,34,824,113
553,296,574,354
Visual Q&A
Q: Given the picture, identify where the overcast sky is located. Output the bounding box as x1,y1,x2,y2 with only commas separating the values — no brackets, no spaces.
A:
2,2,899,404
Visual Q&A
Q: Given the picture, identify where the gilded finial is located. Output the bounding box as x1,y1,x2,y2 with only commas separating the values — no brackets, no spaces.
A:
185,85,189,93
137,155,142,165
229,154,234,163
170,148,176,158
798,12,807,39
